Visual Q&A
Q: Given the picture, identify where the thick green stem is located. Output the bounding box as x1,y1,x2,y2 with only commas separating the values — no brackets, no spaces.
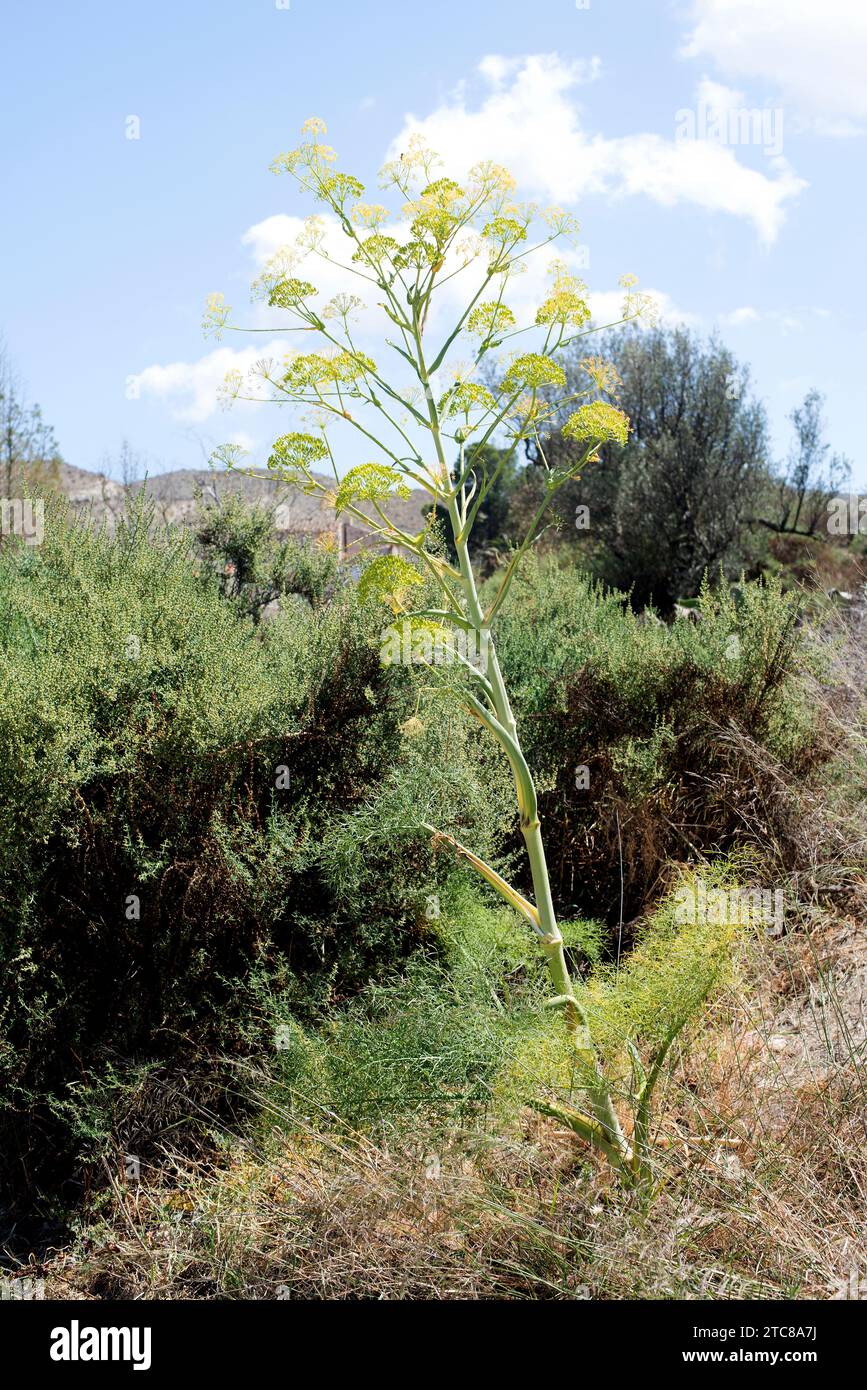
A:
415,334,633,1173
446,496,632,1168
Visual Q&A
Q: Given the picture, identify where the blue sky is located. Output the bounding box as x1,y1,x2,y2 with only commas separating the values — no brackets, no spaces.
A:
1,0,864,484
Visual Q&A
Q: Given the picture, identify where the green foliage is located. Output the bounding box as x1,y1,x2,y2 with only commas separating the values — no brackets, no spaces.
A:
265,954,507,1134
519,861,747,1191
196,491,340,618
579,861,743,1065
562,400,630,450
522,327,769,609
0,342,64,499
259,864,740,1186
489,558,817,922
260,881,554,1136
335,463,410,513
765,388,851,538
0,502,510,1194
0,501,821,1200
356,552,424,608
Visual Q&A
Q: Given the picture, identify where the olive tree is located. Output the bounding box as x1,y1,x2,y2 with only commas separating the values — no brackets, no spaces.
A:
523,328,769,609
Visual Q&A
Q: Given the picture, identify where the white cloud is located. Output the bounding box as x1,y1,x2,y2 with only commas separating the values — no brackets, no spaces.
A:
681,0,867,132
719,305,832,333
721,306,760,326
387,52,805,244
477,51,602,90
589,288,698,330
240,213,302,264
130,340,289,424
605,134,801,243
695,78,746,117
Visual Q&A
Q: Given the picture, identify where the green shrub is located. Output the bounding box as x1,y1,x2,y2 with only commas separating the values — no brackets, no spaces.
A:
490,559,821,924
0,503,510,1195
195,490,341,618
258,864,742,1191
0,501,827,1200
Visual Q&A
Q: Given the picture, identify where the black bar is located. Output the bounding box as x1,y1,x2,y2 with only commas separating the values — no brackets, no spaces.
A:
2,1297,858,1376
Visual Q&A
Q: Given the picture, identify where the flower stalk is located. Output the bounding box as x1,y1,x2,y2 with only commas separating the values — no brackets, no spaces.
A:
210,117,660,1187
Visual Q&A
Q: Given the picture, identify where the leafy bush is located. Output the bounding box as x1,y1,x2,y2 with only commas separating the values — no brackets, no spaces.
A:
517,327,769,609
490,559,822,924
195,491,340,619
0,503,510,1195
0,501,828,1200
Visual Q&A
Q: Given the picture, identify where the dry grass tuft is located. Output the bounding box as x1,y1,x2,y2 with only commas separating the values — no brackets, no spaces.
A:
25,910,864,1302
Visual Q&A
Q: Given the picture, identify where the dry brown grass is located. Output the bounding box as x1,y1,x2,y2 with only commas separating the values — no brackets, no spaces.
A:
17,907,862,1303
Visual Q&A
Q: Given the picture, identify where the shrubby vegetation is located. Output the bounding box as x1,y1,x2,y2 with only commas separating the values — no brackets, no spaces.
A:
0,492,834,1208
0,127,862,1292
505,329,862,611
764,388,851,539
0,501,511,1196
518,327,769,609
491,558,820,920
263,863,742,1189
0,485,862,1295
0,341,63,500
195,491,341,619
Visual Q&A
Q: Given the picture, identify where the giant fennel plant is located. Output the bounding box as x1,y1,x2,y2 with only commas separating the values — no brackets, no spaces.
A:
207,119,687,1188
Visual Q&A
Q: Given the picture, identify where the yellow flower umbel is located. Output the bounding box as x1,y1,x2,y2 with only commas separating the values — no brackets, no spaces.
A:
357,554,424,611
562,401,631,458
465,301,516,345
535,261,591,330
268,431,329,472
202,292,230,339
579,356,623,400
281,350,376,395
334,463,411,513
619,273,659,325
265,277,318,311
438,380,496,425
501,353,566,395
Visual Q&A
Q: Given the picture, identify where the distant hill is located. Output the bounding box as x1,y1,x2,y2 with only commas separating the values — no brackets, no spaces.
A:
50,462,433,554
